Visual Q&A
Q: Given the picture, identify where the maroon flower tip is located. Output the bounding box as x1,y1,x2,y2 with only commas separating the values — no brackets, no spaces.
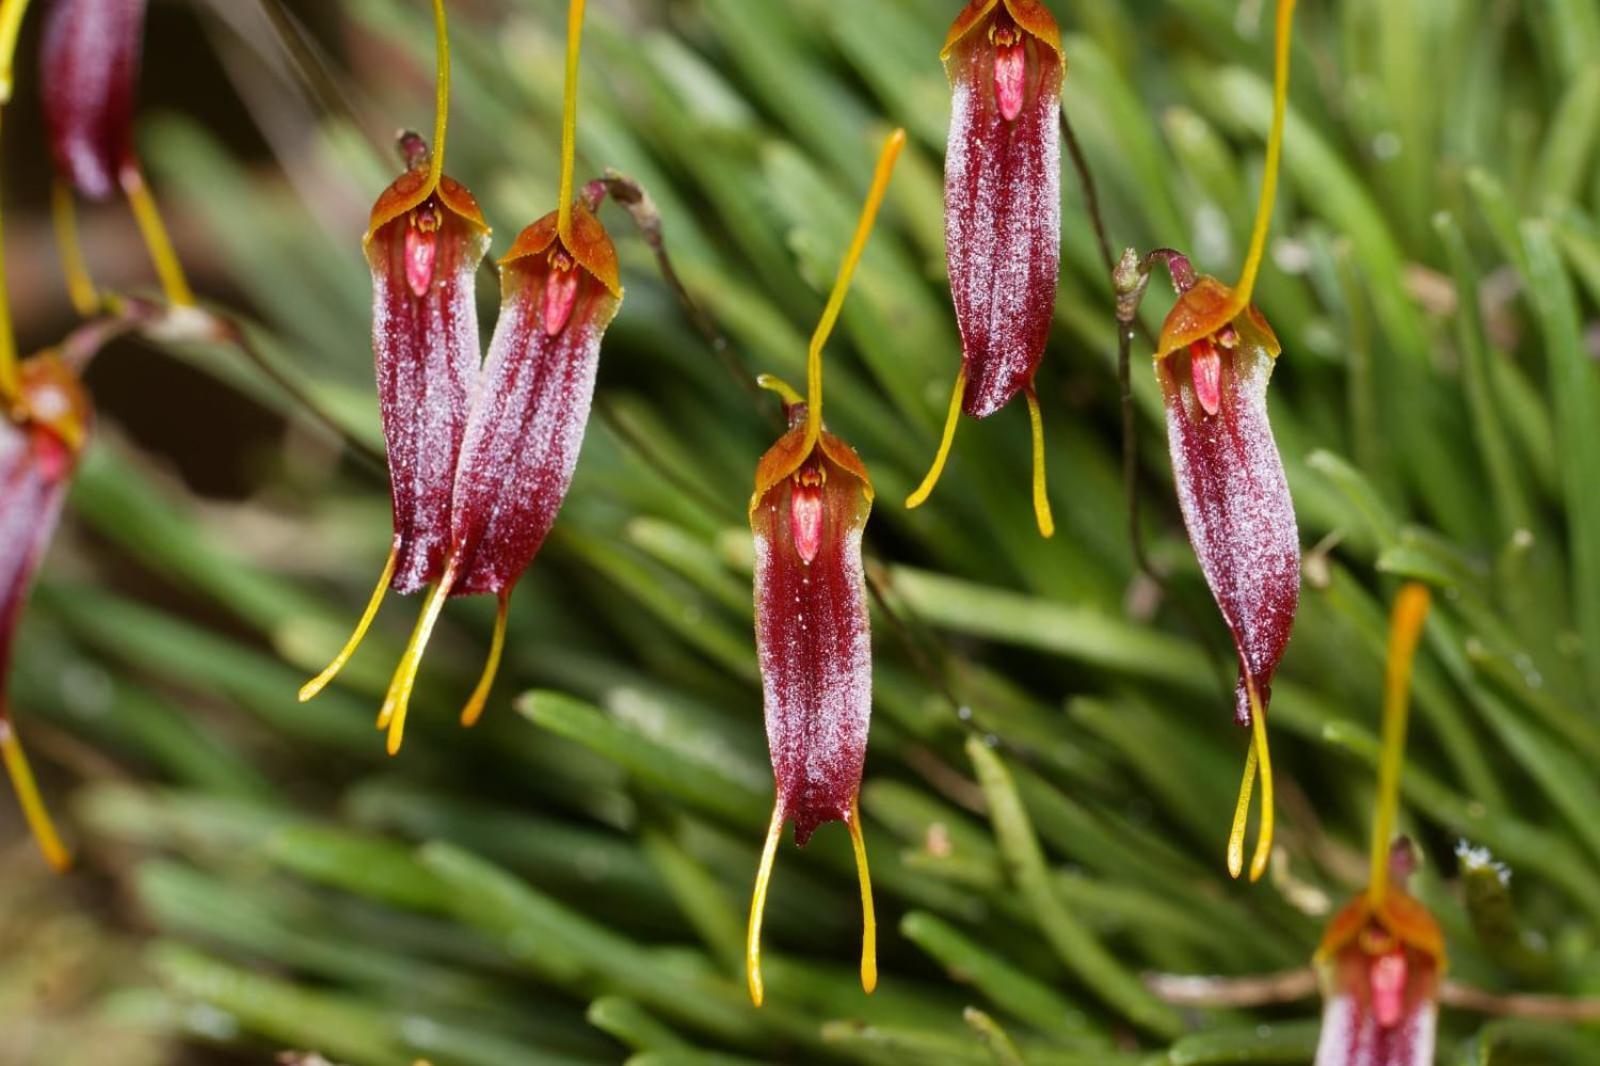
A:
943,0,1063,418
40,0,148,201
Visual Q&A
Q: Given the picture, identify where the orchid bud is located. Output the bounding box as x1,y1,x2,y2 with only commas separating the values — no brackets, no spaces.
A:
0,353,91,873
304,0,626,756
909,0,1062,537
745,129,904,1009
40,0,146,201
1314,586,1443,1066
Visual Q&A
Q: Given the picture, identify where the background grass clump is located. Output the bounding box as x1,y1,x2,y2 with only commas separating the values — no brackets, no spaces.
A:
3,0,1600,1063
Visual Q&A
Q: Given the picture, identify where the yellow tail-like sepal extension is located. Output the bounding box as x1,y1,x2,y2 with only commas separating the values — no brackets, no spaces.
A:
1,718,70,872
746,804,785,1007
906,368,966,510
300,548,397,702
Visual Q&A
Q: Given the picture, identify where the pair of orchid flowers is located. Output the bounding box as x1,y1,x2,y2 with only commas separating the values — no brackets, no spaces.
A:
2,0,204,872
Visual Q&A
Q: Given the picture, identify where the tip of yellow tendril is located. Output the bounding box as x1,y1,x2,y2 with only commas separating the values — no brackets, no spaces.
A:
300,549,397,703
1024,386,1054,539
747,804,785,1007
459,593,510,728
378,573,454,756
849,799,878,995
1247,696,1274,883
1226,678,1275,882
1,719,71,873
1227,739,1257,880
906,369,966,510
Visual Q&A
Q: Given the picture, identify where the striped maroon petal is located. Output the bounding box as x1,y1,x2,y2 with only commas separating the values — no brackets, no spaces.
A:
445,204,621,596
942,0,1062,418
40,0,147,201
366,158,491,593
1156,303,1299,726
751,408,874,844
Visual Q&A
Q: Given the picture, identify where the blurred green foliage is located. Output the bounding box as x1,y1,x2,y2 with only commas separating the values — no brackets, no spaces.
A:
6,0,1600,1062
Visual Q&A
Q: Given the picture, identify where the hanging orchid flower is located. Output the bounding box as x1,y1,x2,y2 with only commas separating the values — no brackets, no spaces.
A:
907,0,1063,538
746,129,905,1008
39,0,193,309
0,352,91,873
1150,0,1299,882
1315,584,1444,1066
303,0,622,756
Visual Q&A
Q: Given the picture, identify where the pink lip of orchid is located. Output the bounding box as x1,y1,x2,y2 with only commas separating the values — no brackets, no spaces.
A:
745,129,905,1011
907,0,1063,539
0,353,93,874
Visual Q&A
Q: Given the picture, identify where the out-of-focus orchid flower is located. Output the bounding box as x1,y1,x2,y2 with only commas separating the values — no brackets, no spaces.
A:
303,0,623,756
745,129,904,1008
908,0,1062,538
1151,0,1299,882
39,0,192,308
0,352,91,872
1315,584,1444,1066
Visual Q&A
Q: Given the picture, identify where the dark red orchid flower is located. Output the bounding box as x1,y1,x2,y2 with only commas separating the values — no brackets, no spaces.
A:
1154,265,1300,884
40,0,193,308
366,132,491,598
1156,271,1300,732
908,0,1062,537
1152,0,1299,882
1316,851,1444,1066
745,129,904,1009
39,0,145,202
303,0,623,755
1,353,90,872
751,394,874,840
1314,585,1443,1066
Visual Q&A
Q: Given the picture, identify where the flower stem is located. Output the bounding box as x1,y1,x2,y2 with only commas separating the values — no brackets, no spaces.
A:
804,128,905,449
557,0,587,241
1233,0,1296,306
427,0,450,191
1369,583,1431,903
